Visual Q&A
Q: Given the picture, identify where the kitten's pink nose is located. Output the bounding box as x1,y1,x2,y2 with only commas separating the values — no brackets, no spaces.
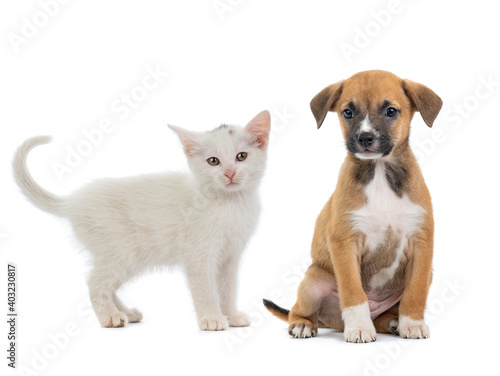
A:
224,170,236,181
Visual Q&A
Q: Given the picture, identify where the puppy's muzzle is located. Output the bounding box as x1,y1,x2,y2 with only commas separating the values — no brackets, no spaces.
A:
358,132,375,149
348,131,392,159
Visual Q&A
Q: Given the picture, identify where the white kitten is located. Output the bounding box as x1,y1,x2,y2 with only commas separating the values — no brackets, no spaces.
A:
13,110,271,330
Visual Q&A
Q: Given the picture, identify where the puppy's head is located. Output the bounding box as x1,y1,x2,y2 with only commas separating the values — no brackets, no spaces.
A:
310,70,443,159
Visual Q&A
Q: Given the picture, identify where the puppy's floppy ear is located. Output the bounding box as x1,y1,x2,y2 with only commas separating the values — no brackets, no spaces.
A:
402,79,443,128
310,81,344,129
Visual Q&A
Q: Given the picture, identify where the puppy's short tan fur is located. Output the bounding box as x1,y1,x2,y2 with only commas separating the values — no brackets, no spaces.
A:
264,70,442,342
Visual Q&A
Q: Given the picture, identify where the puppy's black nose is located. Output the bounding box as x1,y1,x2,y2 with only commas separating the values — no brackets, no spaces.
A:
358,132,375,147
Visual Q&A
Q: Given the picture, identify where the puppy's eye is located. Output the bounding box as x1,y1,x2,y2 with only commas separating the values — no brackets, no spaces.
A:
236,152,247,162
207,157,220,166
343,109,354,119
385,107,398,117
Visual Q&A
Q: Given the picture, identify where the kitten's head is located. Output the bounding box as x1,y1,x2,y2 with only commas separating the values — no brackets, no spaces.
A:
169,110,271,194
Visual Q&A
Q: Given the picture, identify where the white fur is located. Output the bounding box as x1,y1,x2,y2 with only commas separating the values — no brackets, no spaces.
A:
342,301,377,343
359,116,374,133
290,323,313,339
354,152,383,159
13,111,271,330
350,160,425,289
397,315,430,339
369,241,406,289
356,116,382,159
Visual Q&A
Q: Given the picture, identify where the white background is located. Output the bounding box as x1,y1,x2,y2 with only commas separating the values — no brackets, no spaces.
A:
1,1,499,375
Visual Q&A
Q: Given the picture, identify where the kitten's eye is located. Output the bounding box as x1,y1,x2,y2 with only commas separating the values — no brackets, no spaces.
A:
343,109,354,119
236,152,247,162
385,107,398,117
207,157,220,166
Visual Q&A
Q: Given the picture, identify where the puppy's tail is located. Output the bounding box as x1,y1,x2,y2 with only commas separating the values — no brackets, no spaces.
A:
263,299,290,322
13,136,65,216
263,299,329,328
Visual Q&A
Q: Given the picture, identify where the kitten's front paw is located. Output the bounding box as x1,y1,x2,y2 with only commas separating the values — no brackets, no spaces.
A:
127,308,143,323
198,316,229,331
397,316,430,339
100,312,127,328
228,312,251,327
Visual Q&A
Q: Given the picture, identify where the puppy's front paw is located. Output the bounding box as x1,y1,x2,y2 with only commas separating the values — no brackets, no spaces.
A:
397,315,430,339
288,321,317,339
344,326,377,343
342,303,376,343
198,316,229,331
228,312,251,327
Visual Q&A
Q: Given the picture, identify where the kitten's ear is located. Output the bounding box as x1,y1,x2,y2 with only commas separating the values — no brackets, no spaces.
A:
244,110,271,150
168,124,199,156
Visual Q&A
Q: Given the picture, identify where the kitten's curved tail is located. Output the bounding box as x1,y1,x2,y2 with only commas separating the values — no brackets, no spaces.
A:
13,136,65,216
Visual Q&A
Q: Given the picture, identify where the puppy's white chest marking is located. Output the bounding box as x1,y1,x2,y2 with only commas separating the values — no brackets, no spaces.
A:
350,161,425,289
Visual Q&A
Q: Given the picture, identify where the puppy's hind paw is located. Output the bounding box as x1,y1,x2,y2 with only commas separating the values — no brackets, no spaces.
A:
288,322,317,339
389,318,399,335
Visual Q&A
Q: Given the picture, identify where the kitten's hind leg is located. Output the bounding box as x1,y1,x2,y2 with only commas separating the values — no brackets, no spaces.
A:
88,267,129,328
112,294,143,324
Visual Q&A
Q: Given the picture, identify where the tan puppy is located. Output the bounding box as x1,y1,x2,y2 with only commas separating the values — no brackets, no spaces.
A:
264,70,442,343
